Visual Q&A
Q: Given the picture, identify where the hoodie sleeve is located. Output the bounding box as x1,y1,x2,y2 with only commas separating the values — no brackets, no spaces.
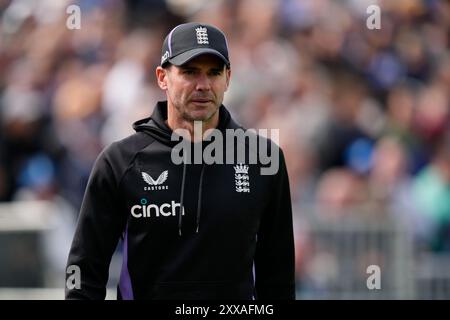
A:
65,146,127,299
254,149,296,300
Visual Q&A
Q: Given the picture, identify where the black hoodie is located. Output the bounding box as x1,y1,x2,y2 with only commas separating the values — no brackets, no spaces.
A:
65,101,295,300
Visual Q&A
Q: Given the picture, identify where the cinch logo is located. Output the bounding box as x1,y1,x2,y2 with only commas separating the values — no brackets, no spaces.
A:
142,170,169,191
131,198,185,218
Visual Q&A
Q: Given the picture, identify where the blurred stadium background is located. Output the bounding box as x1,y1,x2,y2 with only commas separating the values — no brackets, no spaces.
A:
0,0,449,300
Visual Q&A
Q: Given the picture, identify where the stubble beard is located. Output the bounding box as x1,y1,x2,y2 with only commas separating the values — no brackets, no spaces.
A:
177,100,220,123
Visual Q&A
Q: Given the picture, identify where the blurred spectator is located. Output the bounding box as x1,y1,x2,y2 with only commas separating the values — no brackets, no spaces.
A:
382,81,427,173
315,167,370,220
315,71,374,173
412,136,450,252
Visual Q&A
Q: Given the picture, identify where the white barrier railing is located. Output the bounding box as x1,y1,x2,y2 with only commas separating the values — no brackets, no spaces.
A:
295,207,418,299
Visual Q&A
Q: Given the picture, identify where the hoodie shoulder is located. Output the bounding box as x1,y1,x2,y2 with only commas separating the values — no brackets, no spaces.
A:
243,129,283,156
241,129,285,177
99,132,155,185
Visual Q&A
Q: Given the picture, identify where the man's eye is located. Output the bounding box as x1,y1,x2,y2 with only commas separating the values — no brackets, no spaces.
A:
183,70,195,75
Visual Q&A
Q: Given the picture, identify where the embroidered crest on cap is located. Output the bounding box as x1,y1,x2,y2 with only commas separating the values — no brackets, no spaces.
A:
195,26,209,45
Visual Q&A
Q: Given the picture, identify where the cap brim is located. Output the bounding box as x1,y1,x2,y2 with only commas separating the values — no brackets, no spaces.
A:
168,48,230,67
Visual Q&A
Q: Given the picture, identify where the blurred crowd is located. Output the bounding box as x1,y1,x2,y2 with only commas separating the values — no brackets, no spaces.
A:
0,0,449,289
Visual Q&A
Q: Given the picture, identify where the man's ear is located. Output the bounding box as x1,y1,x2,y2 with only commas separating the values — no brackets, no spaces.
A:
225,67,231,91
156,66,168,90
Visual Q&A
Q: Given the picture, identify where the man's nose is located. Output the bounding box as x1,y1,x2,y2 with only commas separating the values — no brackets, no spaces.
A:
195,73,211,91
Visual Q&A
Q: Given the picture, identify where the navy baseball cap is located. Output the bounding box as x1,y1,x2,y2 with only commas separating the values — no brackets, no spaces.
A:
160,22,230,68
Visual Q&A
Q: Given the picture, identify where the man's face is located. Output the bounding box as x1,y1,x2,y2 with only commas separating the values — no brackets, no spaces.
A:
157,54,231,122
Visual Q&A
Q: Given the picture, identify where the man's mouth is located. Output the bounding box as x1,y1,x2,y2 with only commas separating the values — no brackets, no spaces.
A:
191,99,211,103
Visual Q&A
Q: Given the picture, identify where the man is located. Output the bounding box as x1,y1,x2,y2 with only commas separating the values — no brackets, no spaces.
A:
65,22,295,300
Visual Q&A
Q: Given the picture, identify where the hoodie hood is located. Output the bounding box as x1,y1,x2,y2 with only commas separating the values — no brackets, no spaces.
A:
132,101,241,236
